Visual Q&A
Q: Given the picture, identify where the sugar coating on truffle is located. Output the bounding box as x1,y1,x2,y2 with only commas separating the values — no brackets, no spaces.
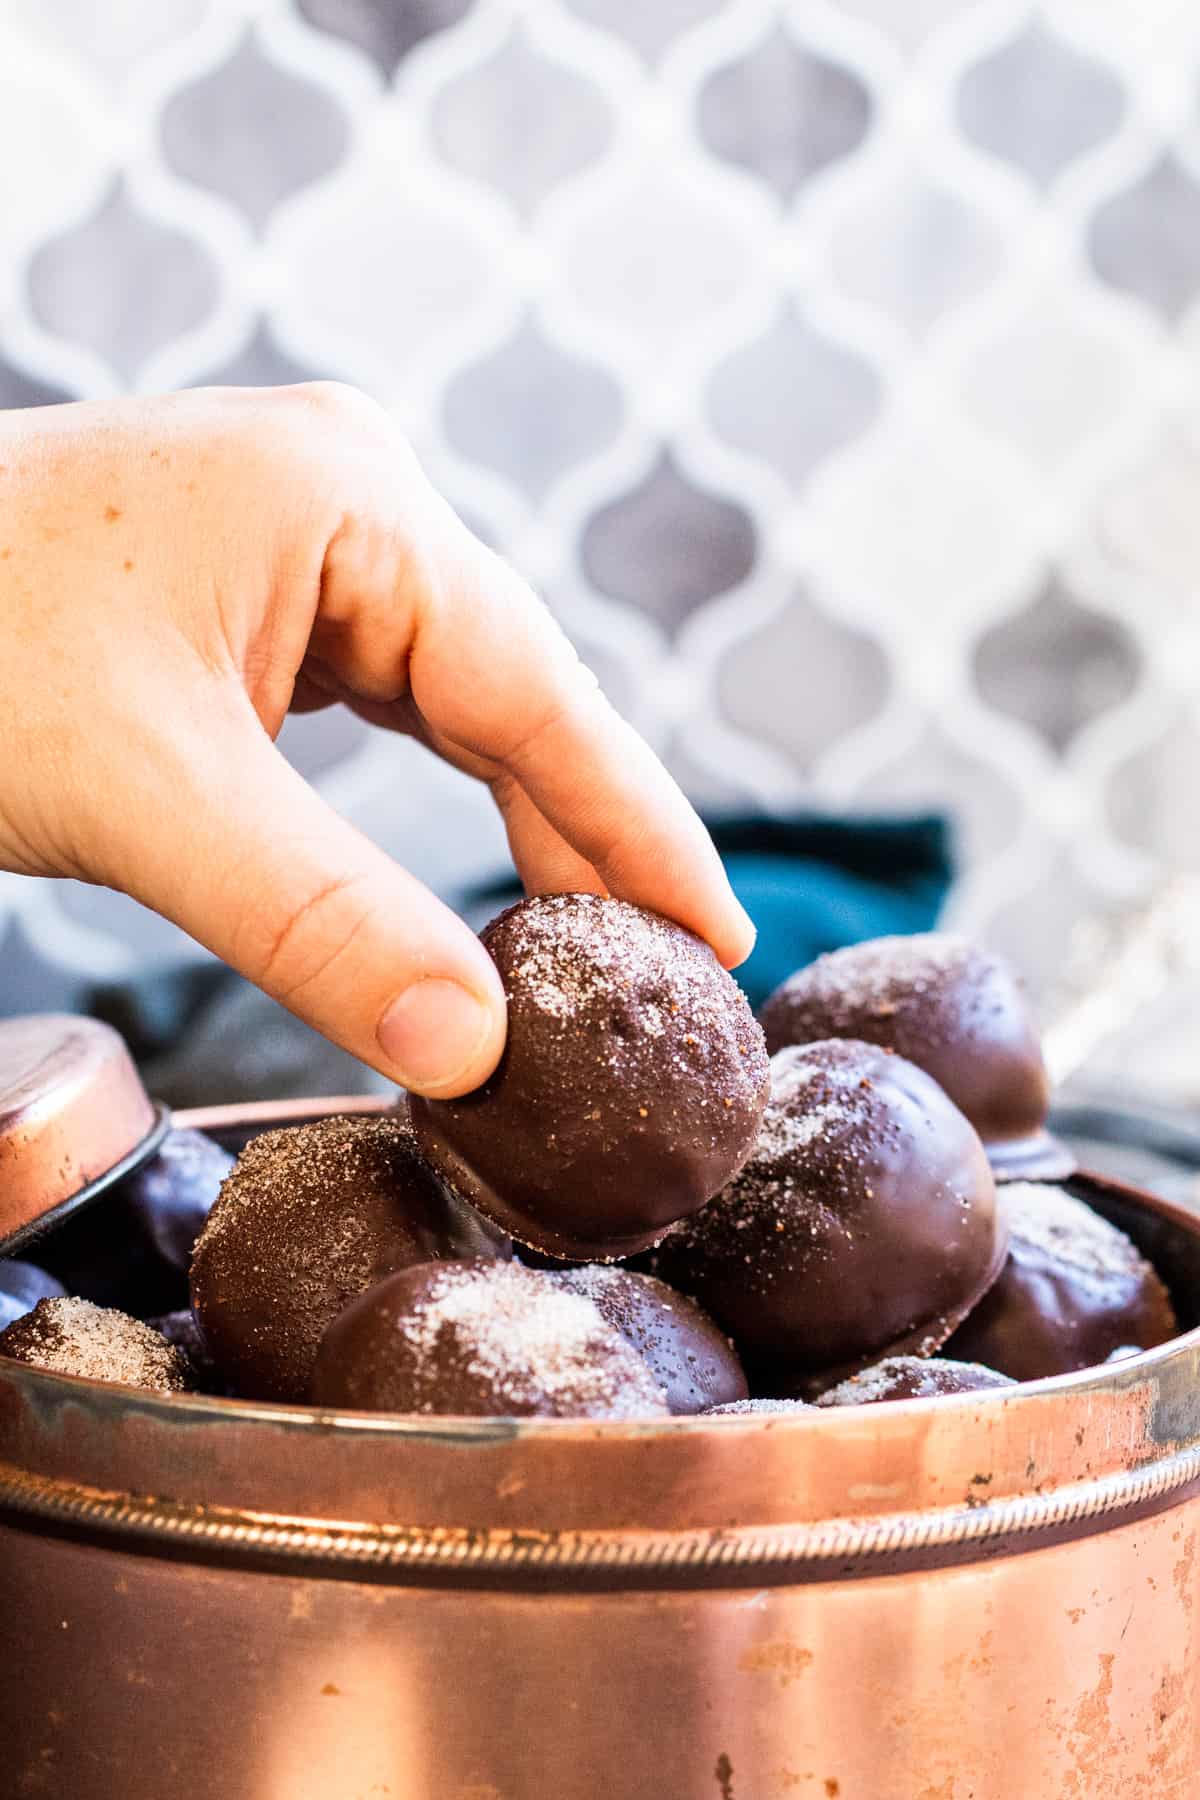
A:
648,1039,1004,1393
998,1183,1152,1283
410,894,770,1260
550,1263,748,1414
759,932,1050,1149
0,1296,193,1393
788,934,975,1014
313,1259,670,1419
191,1113,507,1403
815,1354,1015,1407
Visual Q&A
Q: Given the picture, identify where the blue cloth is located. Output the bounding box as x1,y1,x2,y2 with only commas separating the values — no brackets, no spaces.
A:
473,811,954,1010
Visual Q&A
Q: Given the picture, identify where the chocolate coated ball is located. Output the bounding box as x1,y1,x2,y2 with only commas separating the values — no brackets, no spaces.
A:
409,895,769,1260
0,1296,194,1394
0,1259,66,1333
312,1259,671,1419
648,1039,1005,1395
944,1182,1178,1380
190,1114,509,1402
815,1354,1015,1407
551,1265,747,1414
759,935,1054,1159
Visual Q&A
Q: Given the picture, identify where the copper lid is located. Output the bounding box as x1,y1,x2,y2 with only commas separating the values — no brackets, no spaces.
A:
0,1014,166,1256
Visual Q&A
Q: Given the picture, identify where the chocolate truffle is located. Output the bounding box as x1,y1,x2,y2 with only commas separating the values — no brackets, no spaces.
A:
312,1259,671,1419
815,1355,1015,1407
759,935,1061,1170
124,1128,234,1272
944,1182,1178,1380
648,1039,1005,1395
704,1398,810,1417
0,1296,193,1394
409,894,769,1260
551,1265,747,1414
0,1258,66,1333
190,1114,509,1402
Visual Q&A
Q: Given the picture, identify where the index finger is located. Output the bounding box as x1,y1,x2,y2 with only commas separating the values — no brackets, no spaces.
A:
411,523,756,970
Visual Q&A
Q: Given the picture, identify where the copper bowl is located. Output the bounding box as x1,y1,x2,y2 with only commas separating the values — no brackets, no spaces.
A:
1,1097,1199,1799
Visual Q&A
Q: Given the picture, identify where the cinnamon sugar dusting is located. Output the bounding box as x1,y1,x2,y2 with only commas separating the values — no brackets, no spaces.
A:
1004,1183,1162,1287
399,1261,668,1419
779,934,975,1027
497,893,761,1111
0,1297,193,1393
815,1355,1014,1406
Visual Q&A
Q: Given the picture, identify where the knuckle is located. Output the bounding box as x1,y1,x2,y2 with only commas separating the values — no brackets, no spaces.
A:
284,380,390,436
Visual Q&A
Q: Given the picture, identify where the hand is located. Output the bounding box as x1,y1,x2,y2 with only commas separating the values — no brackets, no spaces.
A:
0,385,754,1096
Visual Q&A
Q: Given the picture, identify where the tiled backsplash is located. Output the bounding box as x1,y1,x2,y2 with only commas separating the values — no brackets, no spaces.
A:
1,0,1197,1012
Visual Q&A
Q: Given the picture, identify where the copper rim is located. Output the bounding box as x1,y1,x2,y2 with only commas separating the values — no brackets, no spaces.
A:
1,1411,1199,1580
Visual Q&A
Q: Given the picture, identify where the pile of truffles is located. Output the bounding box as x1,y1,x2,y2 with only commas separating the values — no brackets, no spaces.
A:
0,900,1181,1418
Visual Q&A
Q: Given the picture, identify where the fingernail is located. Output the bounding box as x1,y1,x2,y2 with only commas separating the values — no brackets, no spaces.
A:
377,978,494,1093
726,902,757,966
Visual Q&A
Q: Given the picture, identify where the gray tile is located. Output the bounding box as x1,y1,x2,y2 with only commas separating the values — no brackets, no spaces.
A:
0,352,74,408
956,19,1124,189
1089,154,1200,322
663,735,759,811
161,27,350,233
10,0,209,89
563,621,639,722
698,24,871,203
443,313,622,500
830,0,968,54
431,24,613,216
189,317,324,388
298,0,473,78
706,300,881,486
718,586,889,770
829,174,1004,337
28,178,220,383
563,0,723,64
855,720,1022,861
580,448,757,637
1108,705,1200,868
974,578,1140,752
981,850,1107,1002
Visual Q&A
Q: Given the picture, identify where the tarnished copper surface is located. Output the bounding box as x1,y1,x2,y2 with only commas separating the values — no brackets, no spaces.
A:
0,1013,161,1252
0,1100,1198,1797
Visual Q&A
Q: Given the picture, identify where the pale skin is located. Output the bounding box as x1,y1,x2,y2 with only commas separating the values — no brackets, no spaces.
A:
0,384,755,1097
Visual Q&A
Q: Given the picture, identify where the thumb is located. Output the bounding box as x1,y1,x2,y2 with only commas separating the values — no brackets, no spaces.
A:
118,704,507,1098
